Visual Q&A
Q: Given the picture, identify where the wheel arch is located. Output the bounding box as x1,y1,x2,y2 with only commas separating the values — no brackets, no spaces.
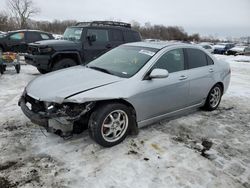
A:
215,82,224,94
50,51,82,68
0,44,5,51
91,98,139,135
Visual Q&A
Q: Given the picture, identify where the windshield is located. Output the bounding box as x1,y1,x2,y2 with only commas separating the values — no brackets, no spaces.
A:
0,33,7,39
63,27,83,41
87,46,158,78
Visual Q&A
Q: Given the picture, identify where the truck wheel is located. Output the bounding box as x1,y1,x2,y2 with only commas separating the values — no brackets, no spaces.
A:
88,103,131,147
0,65,4,74
37,68,49,74
15,64,21,73
52,58,77,71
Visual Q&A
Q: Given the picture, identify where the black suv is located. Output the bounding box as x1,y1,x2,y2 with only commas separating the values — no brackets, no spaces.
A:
25,21,142,74
0,30,54,53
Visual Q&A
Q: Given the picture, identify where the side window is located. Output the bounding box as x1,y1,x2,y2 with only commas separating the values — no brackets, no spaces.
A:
26,32,42,42
153,49,185,73
206,55,214,65
186,48,207,69
111,29,123,42
124,31,141,42
244,47,250,52
87,29,109,43
9,32,24,40
40,33,50,40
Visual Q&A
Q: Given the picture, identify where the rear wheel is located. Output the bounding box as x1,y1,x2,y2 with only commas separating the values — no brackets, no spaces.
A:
88,103,131,147
37,68,49,74
203,84,222,111
52,58,77,71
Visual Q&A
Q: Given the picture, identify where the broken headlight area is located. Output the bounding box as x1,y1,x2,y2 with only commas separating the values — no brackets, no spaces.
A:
42,102,95,121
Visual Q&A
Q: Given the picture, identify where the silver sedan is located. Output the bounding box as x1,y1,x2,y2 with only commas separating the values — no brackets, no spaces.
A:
19,42,231,147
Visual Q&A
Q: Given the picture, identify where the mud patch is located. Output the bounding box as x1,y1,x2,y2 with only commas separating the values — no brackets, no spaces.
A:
0,177,13,188
0,161,17,171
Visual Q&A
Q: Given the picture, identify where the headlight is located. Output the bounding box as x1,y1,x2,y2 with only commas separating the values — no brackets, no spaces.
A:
39,47,53,54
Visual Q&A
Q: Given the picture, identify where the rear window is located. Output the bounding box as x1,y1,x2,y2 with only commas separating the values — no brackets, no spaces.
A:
26,32,41,42
40,33,50,40
186,48,207,69
206,55,214,65
124,31,141,42
111,29,123,42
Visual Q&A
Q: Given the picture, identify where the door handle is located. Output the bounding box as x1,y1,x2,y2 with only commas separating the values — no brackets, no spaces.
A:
179,75,188,80
106,44,112,49
209,68,214,73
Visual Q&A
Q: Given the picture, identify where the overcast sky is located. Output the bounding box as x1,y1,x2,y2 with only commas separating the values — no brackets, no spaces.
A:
4,0,250,37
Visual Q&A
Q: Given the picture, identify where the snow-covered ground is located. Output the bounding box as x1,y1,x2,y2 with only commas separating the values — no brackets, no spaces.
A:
0,55,250,188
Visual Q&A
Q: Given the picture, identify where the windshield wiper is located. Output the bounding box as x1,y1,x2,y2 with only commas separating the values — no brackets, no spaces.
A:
87,66,113,75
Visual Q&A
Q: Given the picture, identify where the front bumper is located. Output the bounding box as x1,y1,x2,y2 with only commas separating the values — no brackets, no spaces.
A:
25,54,51,70
18,96,48,128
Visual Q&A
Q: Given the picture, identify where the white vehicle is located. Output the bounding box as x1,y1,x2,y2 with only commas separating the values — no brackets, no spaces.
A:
198,43,214,53
52,34,63,40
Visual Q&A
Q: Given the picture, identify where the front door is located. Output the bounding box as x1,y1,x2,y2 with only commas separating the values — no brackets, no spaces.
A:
131,48,190,122
83,28,111,63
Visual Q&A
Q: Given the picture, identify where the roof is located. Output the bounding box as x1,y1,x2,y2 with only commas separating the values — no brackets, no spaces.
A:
124,41,191,49
7,30,51,34
71,21,132,30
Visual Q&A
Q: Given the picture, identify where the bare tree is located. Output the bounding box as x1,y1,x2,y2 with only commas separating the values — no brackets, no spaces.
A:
7,0,40,29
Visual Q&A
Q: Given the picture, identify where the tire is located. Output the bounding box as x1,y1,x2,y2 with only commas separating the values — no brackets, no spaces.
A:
88,103,132,147
52,58,77,71
15,64,21,73
37,68,49,74
0,65,4,74
203,84,223,111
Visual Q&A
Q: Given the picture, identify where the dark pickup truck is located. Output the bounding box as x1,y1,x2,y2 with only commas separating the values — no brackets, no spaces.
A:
25,21,142,74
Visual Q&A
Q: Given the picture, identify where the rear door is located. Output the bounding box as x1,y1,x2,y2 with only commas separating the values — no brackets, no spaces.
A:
185,48,215,105
25,31,42,43
83,28,111,63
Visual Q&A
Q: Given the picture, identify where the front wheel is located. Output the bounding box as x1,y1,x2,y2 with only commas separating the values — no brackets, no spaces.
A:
203,84,223,111
0,65,4,74
37,68,49,74
88,103,131,147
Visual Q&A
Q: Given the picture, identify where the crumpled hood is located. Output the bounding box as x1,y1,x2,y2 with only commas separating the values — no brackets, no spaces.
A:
26,66,123,103
29,39,81,50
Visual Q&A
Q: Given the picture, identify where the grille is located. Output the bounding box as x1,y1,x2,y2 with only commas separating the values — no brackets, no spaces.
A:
27,46,40,55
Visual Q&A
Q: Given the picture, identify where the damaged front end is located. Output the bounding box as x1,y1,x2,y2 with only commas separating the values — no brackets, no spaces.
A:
18,92,95,137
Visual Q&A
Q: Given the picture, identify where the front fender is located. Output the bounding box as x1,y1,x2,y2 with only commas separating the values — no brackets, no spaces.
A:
51,51,82,65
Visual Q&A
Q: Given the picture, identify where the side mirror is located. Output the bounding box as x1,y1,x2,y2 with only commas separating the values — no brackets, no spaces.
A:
149,68,169,79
